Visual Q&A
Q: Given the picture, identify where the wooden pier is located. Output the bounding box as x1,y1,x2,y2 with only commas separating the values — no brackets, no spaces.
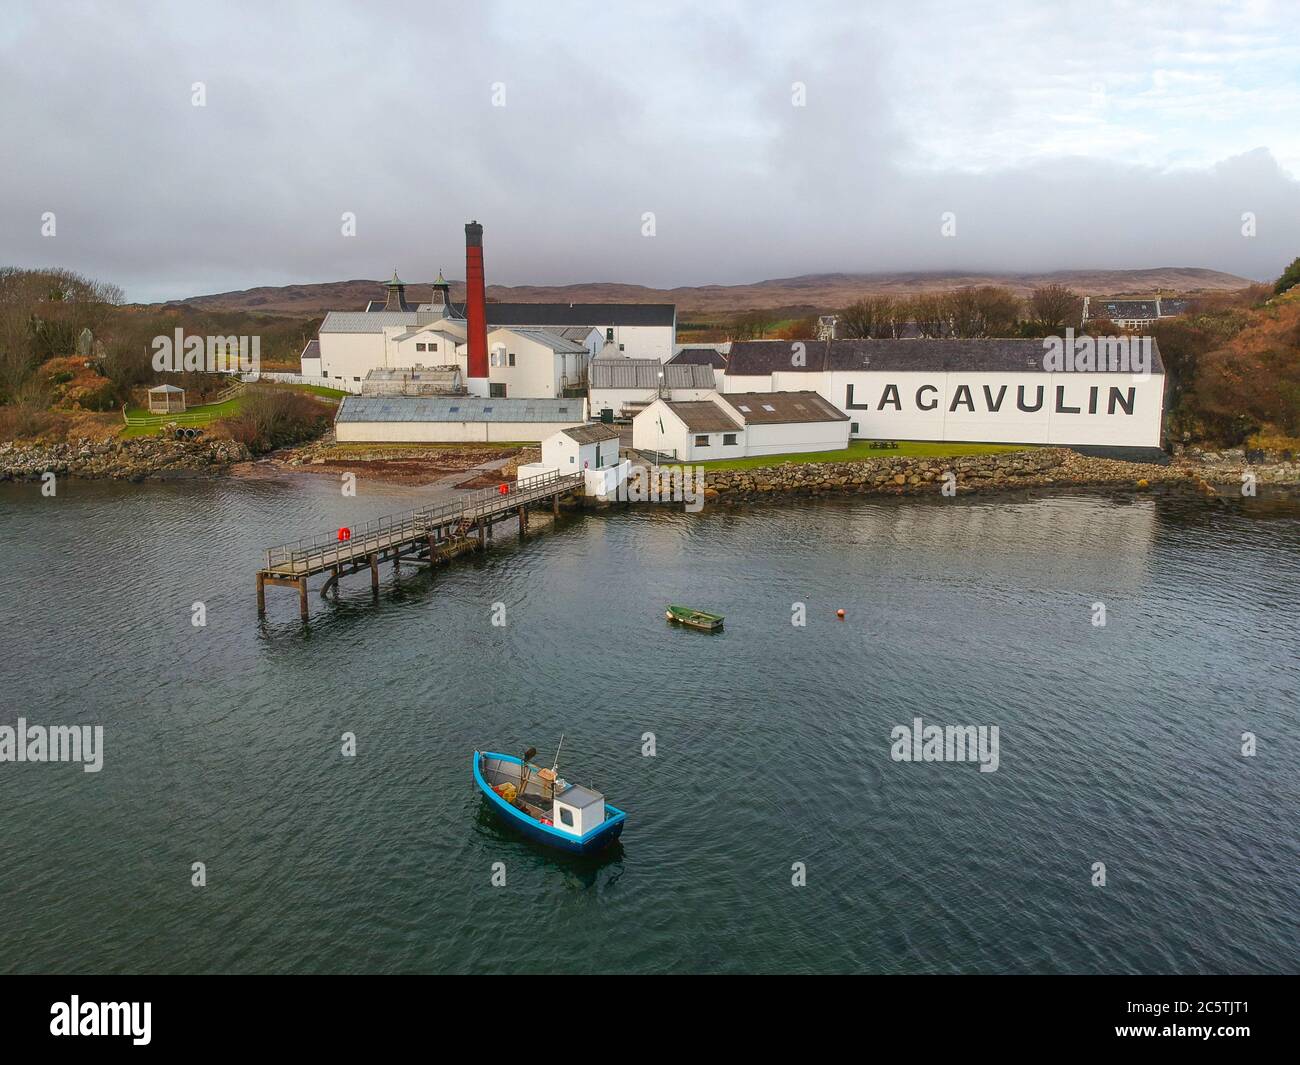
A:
257,470,585,620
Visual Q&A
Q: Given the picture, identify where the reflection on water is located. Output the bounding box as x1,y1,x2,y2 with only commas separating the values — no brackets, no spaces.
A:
0,478,1297,974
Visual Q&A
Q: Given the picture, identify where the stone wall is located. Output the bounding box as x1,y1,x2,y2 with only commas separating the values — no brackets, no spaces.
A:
0,437,252,482
701,447,1300,503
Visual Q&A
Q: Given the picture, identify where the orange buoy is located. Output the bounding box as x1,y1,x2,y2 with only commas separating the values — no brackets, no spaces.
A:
836,609,846,619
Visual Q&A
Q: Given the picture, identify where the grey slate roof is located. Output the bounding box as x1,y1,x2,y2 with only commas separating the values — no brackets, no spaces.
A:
484,303,674,327
590,358,714,389
720,391,848,425
1086,298,1189,321
663,400,743,433
561,422,621,445
668,347,727,368
300,339,320,360
336,396,584,423
726,338,1165,375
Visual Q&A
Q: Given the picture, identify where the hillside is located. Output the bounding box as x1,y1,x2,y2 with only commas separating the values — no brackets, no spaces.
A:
156,268,1254,320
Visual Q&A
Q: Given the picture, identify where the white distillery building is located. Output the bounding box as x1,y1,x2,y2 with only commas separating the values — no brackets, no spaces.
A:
334,395,589,444
518,422,630,498
632,391,849,462
588,358,717,422
312,273,676,390
722,339,1167,456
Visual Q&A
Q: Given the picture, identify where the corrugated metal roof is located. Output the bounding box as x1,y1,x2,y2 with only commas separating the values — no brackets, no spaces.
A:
502,328,589,353
590,359,714,389
321,311,421,333
336,396,585,423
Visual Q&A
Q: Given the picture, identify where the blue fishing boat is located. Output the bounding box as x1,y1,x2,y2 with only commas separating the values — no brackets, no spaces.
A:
473,747,626,855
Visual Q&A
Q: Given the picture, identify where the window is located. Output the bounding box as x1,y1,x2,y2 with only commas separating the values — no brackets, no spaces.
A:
737,404,751,412
619,344,625,351
448,406,460,413
762,404,776,412
489,384,506,398
723,433,738,446
353,377,360,382
694,435,710,447
508,353,516,367
416,343,426,352
559,807,574,827
569,456,575,463
431,343,438,352
606,328,614,342
850,422,860,435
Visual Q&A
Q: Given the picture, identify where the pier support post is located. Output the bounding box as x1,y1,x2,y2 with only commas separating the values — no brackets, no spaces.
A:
257,573,266,616
370,553,379,591
298,577,309,621
331,566,340,597
553,492,559,516
478,522,486,550
518,505,527,536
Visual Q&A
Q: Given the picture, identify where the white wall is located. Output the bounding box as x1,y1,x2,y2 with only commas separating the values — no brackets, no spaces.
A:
829,371,1165,447
725,370,1165,447
742,418,850,456
336,418,585,443
593,324,675,361
632,401,744,461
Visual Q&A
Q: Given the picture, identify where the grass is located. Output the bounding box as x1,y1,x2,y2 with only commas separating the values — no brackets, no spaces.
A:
698,439,1029,471
118,382,343,437
120,396,247,437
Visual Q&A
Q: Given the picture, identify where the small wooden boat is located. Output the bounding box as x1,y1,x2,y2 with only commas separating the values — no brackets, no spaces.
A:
666,604,724,631
473,748,626,855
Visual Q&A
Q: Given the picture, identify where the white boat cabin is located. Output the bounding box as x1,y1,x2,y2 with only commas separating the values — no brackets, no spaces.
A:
552,783,605,837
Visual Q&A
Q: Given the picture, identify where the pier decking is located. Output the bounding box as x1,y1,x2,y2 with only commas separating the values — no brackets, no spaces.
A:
257,469,584,620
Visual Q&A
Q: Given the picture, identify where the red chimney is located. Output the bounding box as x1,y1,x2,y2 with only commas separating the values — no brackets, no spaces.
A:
465,221,489,386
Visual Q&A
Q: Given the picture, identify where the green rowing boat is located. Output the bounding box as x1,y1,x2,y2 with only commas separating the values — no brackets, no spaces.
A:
666,604,724,631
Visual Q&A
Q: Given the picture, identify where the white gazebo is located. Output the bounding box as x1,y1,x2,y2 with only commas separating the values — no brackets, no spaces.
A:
147,384,187,414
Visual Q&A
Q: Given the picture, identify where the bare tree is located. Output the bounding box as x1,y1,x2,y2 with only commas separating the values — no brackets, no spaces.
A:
839,296,900,339
910,294,949,338
948,286,1021,337
1027,284,1083,335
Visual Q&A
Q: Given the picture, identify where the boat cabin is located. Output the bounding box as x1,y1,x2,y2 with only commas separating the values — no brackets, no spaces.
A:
552,783,605,836
479,753,607,838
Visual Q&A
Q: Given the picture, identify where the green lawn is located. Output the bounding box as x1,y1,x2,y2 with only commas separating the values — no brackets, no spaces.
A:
120,395,247,437
699,439,1029,471
119,382,344,437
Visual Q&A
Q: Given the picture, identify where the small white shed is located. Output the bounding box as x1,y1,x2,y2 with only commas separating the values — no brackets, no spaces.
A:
541,422,622,472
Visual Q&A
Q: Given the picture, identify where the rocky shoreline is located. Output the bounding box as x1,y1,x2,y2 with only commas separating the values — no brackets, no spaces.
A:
4,435,1298,505
701,447,1300,504
0,437,252,482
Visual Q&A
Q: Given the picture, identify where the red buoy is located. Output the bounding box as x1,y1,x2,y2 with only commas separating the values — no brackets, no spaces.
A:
836,608,845,619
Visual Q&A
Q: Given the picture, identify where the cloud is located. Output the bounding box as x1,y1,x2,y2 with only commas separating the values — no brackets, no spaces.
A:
0,0,1296,301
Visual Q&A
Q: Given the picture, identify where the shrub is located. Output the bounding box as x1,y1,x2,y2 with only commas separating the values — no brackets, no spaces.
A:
218,387,330,454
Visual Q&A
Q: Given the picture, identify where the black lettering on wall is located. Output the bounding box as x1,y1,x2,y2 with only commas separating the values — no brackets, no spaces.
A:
949,385,975,412
983,384,1007,411
1108,387,1136,415
845,384,871,411
916,385,939,411
1016,385,1044,412
1055,385,1081,414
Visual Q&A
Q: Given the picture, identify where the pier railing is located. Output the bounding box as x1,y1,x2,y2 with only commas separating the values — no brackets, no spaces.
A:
263,469,581,573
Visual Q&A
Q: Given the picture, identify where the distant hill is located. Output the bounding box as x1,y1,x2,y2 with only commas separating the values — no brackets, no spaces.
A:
156,267,1253,320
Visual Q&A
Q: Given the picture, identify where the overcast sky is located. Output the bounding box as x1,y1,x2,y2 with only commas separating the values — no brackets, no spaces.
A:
1,0,1298,302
